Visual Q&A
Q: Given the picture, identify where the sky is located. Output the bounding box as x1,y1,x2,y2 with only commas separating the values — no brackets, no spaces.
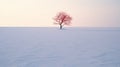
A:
0,0,120,27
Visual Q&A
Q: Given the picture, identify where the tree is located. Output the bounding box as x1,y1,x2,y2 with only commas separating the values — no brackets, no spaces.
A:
53,12,72,29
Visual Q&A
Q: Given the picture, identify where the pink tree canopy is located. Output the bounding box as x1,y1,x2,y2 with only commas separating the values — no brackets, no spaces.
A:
53,12,72,29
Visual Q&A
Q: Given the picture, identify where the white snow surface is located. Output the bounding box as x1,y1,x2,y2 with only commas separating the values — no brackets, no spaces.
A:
0,27,120,67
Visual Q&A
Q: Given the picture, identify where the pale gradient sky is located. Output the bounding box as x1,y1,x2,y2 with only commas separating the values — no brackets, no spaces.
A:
0,0,120,27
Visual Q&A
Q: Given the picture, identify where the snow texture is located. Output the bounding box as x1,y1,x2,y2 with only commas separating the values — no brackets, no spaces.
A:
0,27,120,67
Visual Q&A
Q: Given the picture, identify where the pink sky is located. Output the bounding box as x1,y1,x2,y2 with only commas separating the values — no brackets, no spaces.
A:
0,0,120,27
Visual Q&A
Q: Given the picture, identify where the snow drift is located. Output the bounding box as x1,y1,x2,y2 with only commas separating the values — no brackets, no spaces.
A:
0,27,120,67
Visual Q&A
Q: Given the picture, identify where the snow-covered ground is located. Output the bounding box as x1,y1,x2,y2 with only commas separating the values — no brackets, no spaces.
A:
0,27,120,67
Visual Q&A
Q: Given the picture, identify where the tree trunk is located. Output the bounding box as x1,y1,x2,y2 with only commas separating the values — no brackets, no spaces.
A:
60,24,62,29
